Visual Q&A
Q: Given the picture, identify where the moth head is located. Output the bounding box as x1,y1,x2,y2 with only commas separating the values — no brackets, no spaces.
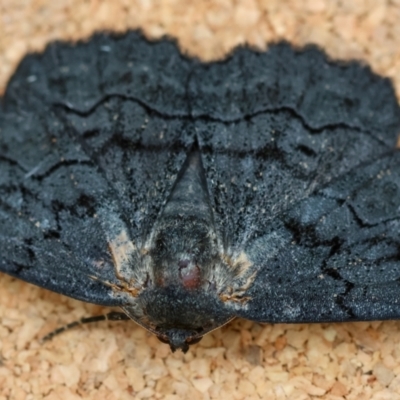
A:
155,328,203,353
122,284,233,353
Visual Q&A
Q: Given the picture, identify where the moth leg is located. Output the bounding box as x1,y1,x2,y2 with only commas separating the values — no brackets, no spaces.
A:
41,311,130,342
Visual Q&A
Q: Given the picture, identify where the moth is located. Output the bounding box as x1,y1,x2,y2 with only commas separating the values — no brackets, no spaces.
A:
1,32,400,353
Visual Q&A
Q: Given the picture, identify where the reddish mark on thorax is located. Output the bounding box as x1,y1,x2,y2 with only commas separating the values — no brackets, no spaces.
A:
178,259,201,289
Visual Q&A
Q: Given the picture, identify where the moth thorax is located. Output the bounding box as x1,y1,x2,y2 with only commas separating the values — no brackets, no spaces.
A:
150,216,218,290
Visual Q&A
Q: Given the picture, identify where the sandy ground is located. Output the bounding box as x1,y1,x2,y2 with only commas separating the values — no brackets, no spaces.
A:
1,1,400,399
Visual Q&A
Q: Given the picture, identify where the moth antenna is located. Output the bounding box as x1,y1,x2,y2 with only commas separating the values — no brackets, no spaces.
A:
40,311,130,343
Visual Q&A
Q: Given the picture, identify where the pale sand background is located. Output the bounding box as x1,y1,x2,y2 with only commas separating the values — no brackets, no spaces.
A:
1,1,400,399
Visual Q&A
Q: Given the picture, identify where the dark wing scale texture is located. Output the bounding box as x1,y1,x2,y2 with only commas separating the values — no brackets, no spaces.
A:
197,112,393,251
59,97,194,242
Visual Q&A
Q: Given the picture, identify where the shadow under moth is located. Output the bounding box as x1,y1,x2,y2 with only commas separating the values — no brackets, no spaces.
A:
1,31,400,352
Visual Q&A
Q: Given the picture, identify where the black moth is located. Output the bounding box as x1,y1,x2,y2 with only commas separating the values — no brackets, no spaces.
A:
1,32,400,353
